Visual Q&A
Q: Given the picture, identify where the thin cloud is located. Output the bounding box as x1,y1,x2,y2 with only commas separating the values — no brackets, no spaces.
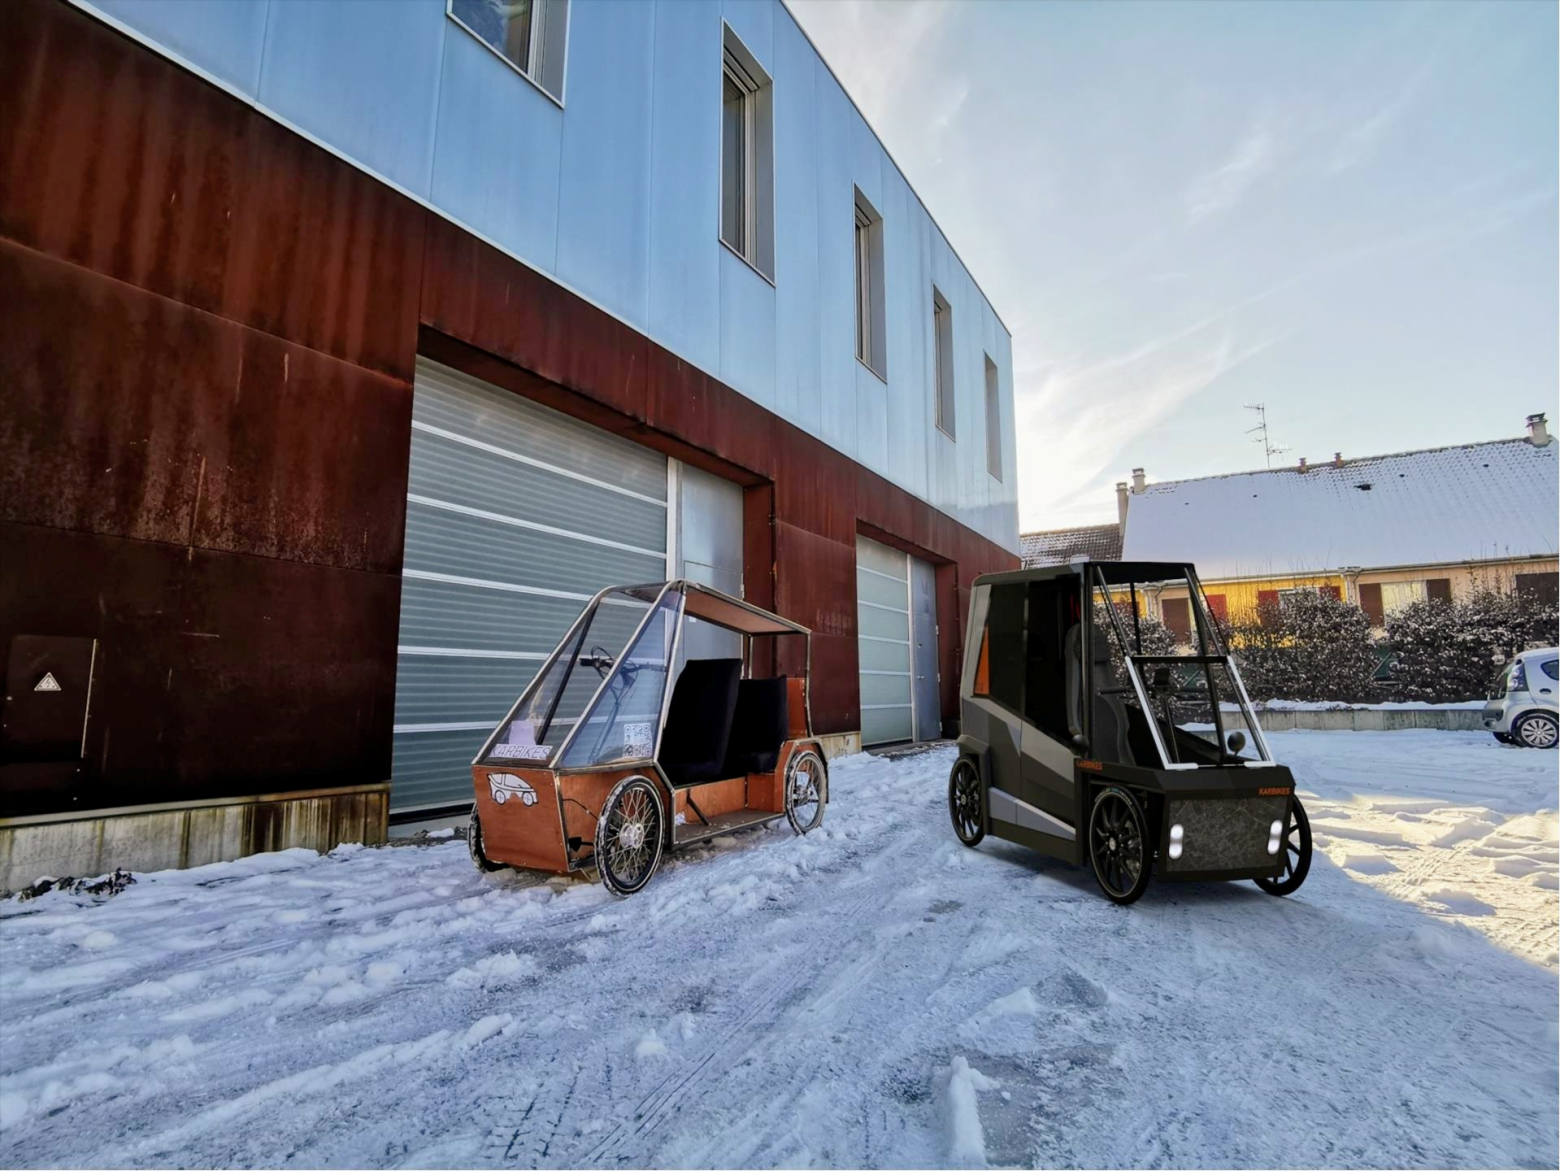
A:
1184,119,1276,224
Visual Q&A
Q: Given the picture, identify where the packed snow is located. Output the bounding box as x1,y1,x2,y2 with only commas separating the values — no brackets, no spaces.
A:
1,731,1555,1168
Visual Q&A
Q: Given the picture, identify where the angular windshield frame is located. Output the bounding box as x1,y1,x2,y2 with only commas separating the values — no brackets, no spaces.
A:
554,581,682,770
1089,564,1274,770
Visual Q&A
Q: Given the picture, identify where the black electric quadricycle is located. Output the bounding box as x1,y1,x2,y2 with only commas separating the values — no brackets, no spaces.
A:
948,560,1312,905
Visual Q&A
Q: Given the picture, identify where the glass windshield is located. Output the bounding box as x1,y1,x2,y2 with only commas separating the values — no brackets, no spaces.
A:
1090,566,1269,768
481,584,668,766
559,587,682,768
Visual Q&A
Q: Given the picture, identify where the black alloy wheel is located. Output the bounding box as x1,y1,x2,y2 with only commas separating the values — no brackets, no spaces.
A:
949,758,985,847
1088,786,1152,905
1255,797,1313,897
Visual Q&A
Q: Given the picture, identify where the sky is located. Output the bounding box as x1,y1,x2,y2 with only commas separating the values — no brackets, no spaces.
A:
788,0,1559,530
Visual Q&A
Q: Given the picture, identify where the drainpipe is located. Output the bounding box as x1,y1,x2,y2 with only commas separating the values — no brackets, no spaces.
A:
1341,566,1362,605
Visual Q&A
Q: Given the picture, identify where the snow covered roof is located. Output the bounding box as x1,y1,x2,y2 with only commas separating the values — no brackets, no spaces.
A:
1021,523,1123,567
1122,437,1559,580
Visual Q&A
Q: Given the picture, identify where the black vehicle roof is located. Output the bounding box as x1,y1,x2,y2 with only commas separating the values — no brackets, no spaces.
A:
973,559,1196,588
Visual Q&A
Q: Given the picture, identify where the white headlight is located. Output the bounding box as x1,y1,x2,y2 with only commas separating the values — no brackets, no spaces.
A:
1269,820,1283,836
1169,823,1184,843
1168,841,1183,860
1267,838,1281,855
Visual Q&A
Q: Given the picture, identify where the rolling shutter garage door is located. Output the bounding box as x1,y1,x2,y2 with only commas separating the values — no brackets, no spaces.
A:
391,359,669,812
857,536,914,746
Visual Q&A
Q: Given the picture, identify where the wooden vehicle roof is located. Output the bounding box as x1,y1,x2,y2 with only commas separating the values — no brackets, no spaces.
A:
652,580,810,637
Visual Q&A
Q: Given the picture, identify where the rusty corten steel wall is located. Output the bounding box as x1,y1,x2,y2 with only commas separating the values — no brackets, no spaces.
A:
0,0,421,816
0,0,1016,817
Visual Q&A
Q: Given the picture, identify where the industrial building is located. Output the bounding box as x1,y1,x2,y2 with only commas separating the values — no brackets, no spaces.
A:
0,0,1019,886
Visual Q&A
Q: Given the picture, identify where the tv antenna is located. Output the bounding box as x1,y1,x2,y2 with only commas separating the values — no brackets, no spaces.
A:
1244,403,1289,468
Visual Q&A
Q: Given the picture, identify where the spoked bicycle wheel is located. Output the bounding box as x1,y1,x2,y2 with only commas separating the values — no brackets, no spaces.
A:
785,750,826,835
594,776,666,896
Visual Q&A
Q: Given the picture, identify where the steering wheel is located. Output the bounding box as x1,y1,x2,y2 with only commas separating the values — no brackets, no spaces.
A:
584,645,616,679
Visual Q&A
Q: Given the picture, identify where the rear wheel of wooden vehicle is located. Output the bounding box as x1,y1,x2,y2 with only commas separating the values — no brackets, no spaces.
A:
948,758,985,847
1255,797,1312,897
785,750,826,835
467,807,505,873
1088,787,1151,905
595,776,666,897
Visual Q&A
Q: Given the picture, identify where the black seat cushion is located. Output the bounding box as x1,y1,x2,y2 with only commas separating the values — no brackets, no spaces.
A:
659,658,742,787
721,676,789,777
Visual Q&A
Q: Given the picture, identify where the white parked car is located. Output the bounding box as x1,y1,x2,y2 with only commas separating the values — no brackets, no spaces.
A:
1483,647,1559,749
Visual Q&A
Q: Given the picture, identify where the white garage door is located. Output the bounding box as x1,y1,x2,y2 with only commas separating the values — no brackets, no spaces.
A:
857,536,915,746
391,359,669,812
857,536,940,747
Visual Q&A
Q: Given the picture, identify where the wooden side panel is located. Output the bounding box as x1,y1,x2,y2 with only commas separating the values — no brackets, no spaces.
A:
787,678,809,740
470,765,569,874
673,777,748,821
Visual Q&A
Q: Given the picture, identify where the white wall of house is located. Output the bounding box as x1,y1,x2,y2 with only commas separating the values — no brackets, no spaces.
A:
79,0,1019,553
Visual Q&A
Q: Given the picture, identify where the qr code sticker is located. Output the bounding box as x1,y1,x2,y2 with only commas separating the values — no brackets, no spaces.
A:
623,722,654,758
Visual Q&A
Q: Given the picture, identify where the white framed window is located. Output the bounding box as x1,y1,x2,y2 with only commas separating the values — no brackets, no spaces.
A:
984,354,1001,480
932,286,954,437
448,0,569,104
854,188,886,377
720,26,774,280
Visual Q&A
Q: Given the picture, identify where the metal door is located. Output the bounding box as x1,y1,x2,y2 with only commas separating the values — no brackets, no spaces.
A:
909,556,940,740
392,359,670,812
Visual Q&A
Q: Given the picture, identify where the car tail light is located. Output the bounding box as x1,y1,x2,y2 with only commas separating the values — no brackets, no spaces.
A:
1511,661,1527,692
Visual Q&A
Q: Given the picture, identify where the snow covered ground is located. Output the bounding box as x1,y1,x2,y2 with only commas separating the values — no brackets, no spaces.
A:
1,731,1555,1169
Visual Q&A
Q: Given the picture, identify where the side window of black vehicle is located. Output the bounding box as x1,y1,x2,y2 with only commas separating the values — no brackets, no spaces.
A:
985,584,1026,714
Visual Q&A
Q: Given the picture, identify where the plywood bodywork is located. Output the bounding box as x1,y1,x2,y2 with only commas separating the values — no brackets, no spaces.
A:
470,735,824,875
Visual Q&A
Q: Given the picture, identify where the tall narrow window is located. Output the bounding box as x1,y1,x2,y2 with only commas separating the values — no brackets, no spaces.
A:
720,27,774,278
933,287,954,437
854,188,886,376
984,354,1001,479
449,0,569,102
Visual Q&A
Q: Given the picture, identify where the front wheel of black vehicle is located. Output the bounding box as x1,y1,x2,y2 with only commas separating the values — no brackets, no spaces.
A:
468,807,505,873
1088,786,1151,905
595,776,666,897
1256,797,1313,897
949,758,985,847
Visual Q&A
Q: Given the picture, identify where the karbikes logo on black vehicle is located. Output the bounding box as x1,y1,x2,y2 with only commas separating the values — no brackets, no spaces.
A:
1258,787,1292,796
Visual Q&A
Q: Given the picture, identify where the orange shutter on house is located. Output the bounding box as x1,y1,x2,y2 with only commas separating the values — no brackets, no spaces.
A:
1205,593,1228,623
1256,589,1280,627
1318,585,1342,602
1426,578,1452,604
1359,583,1384,627
1161,597,1191,643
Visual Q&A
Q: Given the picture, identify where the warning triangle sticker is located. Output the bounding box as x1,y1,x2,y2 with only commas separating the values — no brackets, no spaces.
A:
34,672,61,692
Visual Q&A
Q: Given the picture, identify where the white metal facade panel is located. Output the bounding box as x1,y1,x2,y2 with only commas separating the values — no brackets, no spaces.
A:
392,359,669,811
76,0,1019,554
676,463,745,664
